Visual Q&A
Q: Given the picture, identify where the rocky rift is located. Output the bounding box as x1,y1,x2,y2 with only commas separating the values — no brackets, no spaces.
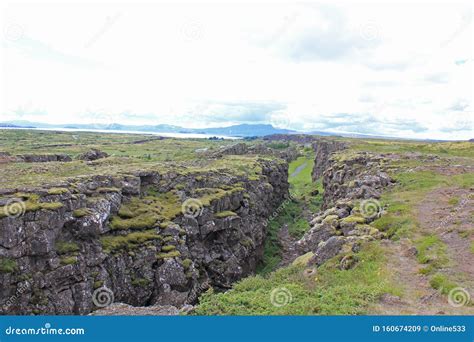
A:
0,159,289,315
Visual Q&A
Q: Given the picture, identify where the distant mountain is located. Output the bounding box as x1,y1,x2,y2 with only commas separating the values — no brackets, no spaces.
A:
0,121,295,137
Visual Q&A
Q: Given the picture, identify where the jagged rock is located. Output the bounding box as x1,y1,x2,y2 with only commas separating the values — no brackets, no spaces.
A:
78,149,109,161
309,236,345,266
312,140,347,181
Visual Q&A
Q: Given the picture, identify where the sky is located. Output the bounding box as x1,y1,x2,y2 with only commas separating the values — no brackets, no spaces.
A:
0,0,473,140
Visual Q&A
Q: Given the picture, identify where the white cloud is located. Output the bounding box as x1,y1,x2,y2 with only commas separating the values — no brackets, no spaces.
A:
0,1,472,139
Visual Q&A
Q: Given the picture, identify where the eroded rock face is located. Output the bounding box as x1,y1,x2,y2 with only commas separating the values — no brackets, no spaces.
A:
297,150,394,266
311,140,347,181
17,154,72,163
0,160,289,315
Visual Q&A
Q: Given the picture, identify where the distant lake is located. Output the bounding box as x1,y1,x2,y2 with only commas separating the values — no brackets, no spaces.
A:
1,127,241,140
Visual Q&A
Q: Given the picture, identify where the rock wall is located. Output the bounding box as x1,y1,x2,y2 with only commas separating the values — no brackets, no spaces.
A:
0,159,289,315
296,151,394,268
311,140,347,181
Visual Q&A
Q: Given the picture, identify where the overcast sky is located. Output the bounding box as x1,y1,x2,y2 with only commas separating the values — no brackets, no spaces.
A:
1,1,472,139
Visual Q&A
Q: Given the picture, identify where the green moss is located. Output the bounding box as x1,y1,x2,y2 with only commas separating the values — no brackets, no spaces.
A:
60,256,77,265
415,235,448,267
182,258,192,269
110,214,158,231
156,250,181,259
161,245,176,252
47,187,69,195
93,280,104,289
96,187,120,193
55,241,80,255
131,278,150,287
73,208,93,218
100,230,162,253
215,211,237,218
0,257,17,274
341,216,366,224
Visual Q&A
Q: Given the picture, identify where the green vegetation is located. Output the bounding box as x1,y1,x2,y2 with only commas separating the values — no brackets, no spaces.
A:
0,257,18,274
55,241,80,255
0,193,64,218
215,210,237,218
72,208,93,218
47,187,69,195
100,230,162,253
195,242,397,315
131,278,151,287
156,250,181,259
60,256,77,266
429,273,458,294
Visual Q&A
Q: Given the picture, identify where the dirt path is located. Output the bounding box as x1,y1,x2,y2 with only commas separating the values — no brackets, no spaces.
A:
277,224,300,266
417,187,474,290
371,186,474,315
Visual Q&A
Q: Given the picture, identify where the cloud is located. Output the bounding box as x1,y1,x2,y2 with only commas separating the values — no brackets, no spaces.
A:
258,5,380,62
447,99,470,111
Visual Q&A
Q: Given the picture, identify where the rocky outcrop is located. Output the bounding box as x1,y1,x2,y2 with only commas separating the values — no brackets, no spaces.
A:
77,149,109,161
209,143,300,162
0,159,289,315
16,154,72,163
311,140,347,181
296,151,394,267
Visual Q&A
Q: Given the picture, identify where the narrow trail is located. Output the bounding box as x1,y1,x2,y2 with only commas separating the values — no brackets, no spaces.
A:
277,224,300,266
417,187,474,290
371,184,474,315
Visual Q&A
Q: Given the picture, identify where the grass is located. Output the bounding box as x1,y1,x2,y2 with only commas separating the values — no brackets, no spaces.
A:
100,230,162,253
55,241,80,255
195,242,398,315
429,273,458,294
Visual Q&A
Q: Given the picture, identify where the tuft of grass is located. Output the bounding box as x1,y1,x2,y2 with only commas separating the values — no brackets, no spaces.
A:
100,230,162,253
415,235,448,268
60,256,77,266
429,273,458,294
214,211,237,218
0,257,18,274
55,241,80,255
73,208,93,218
47,187,69,195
